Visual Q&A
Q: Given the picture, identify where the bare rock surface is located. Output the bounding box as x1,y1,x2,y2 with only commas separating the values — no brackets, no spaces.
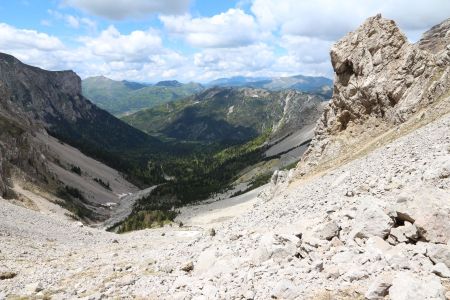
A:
297,15,450,176
1,105,449,299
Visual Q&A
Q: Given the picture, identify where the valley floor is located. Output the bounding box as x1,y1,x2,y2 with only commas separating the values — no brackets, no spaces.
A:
1,113,450,299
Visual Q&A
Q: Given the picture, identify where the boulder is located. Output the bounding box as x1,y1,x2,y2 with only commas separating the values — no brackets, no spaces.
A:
365,273,392,300
427,244,450,268
314,220,340,241
432,263,450,278
350,200,394,240
295,14,450,176
389,272,445,300
391,187,450,244
388,221,419,244
253,234,299,263
271,279,299,300
365,236,392,255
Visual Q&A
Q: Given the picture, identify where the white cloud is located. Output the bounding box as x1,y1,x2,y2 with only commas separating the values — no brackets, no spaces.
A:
63,0,191,20
79,25,163,63
0,23,170,81
192,43,276,79
48,10,97,31
248,0,450,79
251,0,450,41
161,9,262,48
3,0,449,84
0,23,82,71
0,23,64,52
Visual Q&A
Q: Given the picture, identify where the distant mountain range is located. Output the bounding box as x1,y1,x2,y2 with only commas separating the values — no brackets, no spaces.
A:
82,76,204,116
122,87,325,146
82,74,332,116
206,75,333,97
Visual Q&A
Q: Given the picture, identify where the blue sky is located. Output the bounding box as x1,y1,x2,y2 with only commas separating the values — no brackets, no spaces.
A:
0,0,448,82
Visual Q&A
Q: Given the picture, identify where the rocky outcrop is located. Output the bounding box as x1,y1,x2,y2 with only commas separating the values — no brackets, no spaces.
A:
0,53,86,123
296,15,450,174
0,112,48,198
418,18,450,54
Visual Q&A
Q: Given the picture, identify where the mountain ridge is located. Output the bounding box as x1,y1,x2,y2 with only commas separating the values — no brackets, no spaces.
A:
207,74,333,97
82,76,204,116
0,52,165,219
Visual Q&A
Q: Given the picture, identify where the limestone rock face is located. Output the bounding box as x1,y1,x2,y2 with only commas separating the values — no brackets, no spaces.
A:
0,116,48,198
0,53,84,122
297,15,450,174
418,18,450,54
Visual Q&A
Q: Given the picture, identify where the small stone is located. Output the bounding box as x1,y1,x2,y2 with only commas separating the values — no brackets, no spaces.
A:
316,221,340,241
345,190,355,197
26,282,44,293
312,260,324,272
396,194,411,203
160,265,173,273
112,239,119,244
208,228,216,237
75,221,84,227
324,265,340,279
244,290,255,299
271,279,299,300
438,164,450,179
230,234,242,241
180,261,194,272
330,236,344,247
0,272,17,280
365,273,392,300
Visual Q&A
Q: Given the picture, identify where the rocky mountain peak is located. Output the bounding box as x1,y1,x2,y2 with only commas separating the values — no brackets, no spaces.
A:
296,14,450,175
418,17,450,54
0,53,81,97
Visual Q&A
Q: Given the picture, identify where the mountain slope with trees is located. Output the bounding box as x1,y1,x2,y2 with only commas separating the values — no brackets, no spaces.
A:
82,76,204,116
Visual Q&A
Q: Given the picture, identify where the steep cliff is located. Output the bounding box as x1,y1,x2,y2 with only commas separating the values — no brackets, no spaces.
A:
0,53,156,219
296,15,450,175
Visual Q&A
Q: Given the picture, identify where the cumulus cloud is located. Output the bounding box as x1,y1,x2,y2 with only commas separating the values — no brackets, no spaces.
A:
0,23,64,51
64,0,191,20
248,0,450,78
0,23,169,81
0,23,71,70
161,9,262,48
79,26,163,62
251,0,450,41
192,43,276,80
